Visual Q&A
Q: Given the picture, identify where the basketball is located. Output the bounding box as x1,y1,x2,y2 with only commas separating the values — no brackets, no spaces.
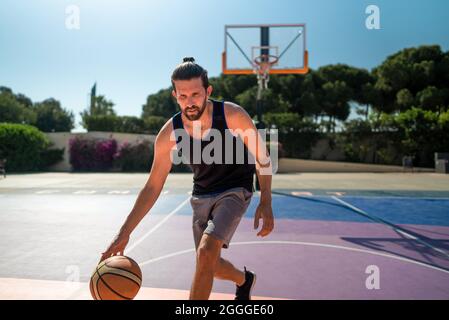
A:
90,255,142,300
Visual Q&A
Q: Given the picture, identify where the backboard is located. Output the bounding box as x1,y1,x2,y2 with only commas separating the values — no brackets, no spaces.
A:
222,24,308,75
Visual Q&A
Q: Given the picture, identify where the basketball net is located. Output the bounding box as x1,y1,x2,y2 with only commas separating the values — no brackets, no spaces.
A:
253,54,278,99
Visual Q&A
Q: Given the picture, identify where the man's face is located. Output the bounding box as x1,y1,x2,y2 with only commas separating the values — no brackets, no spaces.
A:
172,77,213,121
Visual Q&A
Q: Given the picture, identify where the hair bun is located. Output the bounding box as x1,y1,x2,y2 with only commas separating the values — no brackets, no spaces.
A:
183,57,195,63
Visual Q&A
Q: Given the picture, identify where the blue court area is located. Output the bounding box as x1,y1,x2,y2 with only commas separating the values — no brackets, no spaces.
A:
169,191,449,227
341,196,449,227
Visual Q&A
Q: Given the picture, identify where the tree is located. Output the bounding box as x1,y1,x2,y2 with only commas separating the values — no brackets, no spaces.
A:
142,89,178,119
33,98,74,132
372,45,449,113
143,116,167,134
0,90,35,124
396,88,415,111
82,115,119,132
0,87,13,95
315,65,373,131
235,87,289,117
318,78,352,132
80,95,116,130
116,116,144,133
91,95,116,116
0,88,73,131
217,75,256,101
295,73,322,119
416,86,448,113
15,93,33,108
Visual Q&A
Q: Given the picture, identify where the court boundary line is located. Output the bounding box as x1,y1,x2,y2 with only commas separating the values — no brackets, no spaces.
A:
126,196,190,254
335,195,449,201
138,241,449,275
272,193,449,201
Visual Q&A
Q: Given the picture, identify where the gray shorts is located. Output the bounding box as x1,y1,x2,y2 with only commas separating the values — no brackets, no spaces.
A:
190,187,253,249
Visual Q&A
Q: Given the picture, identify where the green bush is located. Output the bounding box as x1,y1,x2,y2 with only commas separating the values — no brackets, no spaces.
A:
263,113,322,158
338,108,449,167
83,114,166,134
40,147,65,168
83,115,120,132
340,119,373,162
0,123,50,171
394,107,448,166
143,116,167,134
116,116,145,133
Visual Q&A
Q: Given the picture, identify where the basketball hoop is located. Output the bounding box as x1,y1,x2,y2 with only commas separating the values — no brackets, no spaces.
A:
253,54,279,91
254,54,279,74
222,24,309,189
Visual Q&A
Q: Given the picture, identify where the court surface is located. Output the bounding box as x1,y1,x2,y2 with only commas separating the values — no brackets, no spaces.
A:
0,173,448,299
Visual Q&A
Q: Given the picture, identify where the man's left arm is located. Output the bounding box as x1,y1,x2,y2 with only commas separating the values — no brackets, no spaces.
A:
226,103,274,237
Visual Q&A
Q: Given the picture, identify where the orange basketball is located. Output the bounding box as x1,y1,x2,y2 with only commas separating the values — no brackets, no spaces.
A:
90,255,142,300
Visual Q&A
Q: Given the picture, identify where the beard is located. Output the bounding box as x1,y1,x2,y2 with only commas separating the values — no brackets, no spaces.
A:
183,98,208,121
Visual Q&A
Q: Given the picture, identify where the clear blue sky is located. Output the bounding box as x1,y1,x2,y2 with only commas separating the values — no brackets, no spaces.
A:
1,0,448,131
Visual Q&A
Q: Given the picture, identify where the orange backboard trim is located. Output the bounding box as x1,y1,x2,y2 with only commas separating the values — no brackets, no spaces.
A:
222,51,309,75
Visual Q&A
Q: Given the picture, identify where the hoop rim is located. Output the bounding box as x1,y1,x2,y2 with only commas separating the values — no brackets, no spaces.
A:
253,54,279,67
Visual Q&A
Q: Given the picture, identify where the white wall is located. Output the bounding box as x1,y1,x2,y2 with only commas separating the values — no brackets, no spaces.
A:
45,132,156,171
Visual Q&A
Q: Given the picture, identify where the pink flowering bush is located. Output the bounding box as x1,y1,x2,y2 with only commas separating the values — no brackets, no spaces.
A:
69,136,117,171
113,140,153,172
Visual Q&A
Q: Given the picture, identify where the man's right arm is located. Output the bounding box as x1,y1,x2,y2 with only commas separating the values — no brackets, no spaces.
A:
100,121,175,261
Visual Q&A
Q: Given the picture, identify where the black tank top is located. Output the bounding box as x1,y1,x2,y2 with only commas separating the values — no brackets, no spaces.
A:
172,99,255,195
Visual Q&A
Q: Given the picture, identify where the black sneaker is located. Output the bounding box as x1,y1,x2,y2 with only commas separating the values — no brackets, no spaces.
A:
235,267,256,300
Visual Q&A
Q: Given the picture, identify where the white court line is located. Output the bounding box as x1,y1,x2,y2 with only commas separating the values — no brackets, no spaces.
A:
73,190,96,194
326,192,346,196
126,196,190,254
336,195,449,200
291,191,313,196
162,190,170,195
35,190,61,194
107,190,130,194
139,248,195,266
346,195,449,200
138,241,449,275
281,192,449,201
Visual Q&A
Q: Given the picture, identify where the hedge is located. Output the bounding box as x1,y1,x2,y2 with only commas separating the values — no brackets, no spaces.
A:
0,123,60,171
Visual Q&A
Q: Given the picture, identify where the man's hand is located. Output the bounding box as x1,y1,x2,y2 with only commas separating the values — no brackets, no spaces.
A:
254,203,274,237
99,233,130,263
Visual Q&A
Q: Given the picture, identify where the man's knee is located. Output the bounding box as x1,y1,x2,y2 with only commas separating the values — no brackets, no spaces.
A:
196,246,215,265
196,235,222,268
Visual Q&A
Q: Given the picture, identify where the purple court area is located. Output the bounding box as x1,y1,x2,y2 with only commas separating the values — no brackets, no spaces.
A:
128,192,449,299
1,189,448,299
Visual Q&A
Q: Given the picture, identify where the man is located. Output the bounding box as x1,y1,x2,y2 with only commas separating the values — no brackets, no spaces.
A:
100,57,274,300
